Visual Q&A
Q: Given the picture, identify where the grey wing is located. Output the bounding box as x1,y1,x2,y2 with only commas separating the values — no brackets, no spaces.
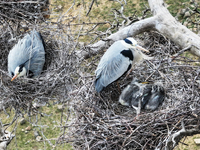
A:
119,84,135,106
95,53,131,92
130,85,143,107
145,85,165,110
145,94,163,110
27,30,45,76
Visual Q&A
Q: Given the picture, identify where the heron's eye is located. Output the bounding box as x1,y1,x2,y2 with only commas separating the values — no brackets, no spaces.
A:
11,72,14,77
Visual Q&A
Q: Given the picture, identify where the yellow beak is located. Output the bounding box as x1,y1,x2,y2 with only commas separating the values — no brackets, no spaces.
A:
136,45,149,53
11,73,19,81
141,81,149,84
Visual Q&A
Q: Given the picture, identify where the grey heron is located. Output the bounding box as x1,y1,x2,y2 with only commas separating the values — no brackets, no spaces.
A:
95,37,152,92
119,79,165,111
8,30,45,81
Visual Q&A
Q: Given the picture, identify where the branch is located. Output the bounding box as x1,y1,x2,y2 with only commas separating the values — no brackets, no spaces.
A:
148,0,200,57
85,16,156,56
165,120,200,150
84,0,200,58
170,45,192,62
86,0,96,16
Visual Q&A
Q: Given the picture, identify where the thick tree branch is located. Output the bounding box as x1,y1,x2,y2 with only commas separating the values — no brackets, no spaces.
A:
165,120,200,150
148,0,200,57
86,17,156,54
86,0,200,57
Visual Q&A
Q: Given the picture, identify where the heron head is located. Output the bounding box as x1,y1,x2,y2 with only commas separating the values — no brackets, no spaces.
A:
11,65,27,81
124,37,149,53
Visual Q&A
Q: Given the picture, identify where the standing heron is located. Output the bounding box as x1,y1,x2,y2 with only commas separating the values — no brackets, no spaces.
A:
95,37,152,92
8,30,45,81
119,79,165,112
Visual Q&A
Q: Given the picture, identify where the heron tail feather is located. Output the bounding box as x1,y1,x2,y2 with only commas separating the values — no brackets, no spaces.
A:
95,78,104,92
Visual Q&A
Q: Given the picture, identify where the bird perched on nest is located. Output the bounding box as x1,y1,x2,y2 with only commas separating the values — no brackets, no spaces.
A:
119,79,165,112
8,30,45,81
95,37,152,92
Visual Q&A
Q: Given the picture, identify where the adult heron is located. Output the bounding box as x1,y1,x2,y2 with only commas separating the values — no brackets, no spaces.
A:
95,37,152,92
119,79,165,111
8,30,45,81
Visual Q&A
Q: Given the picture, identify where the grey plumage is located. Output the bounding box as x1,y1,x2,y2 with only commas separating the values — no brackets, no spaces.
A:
8,30,45,80
95,42,132,92
95,37,152,92
119,79,165,111
144,84,165,110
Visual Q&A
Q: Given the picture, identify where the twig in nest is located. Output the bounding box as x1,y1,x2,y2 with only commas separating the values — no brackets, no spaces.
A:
146,60,164,80
166,119,200,149
170,45,192,61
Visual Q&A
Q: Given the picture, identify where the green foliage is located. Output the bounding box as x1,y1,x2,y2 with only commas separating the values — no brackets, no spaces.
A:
166,0,190,17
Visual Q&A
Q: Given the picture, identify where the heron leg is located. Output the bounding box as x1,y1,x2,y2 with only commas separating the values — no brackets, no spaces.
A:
125,67,133,78
132,98,141,116
117,81,121,93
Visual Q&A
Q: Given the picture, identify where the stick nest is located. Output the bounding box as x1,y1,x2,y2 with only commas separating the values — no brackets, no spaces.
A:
63,32,200,149
0,0,50,22
0,11,200,150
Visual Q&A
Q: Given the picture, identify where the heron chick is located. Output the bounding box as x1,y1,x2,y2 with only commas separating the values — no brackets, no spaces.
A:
8,30,45,81
119,79,165,111
95,37,152,92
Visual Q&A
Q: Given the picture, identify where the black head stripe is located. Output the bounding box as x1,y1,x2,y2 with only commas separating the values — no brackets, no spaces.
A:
23,57,32,65
18,65,24,73
124,38,132,45
120,50,134,61
18,56,34,72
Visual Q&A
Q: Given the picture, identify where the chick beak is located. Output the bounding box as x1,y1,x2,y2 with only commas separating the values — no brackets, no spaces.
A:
11,73,19,81
136,45,149,53
141,81,149,84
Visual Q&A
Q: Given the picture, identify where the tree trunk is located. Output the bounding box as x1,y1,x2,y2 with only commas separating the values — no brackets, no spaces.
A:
86,0,200,57
149,0,200,57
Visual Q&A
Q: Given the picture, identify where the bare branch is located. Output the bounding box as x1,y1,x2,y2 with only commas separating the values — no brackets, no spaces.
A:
86,0,97,16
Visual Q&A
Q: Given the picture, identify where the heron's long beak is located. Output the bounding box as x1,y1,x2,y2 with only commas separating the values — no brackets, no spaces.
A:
136,45,149,53
11,73,19,81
